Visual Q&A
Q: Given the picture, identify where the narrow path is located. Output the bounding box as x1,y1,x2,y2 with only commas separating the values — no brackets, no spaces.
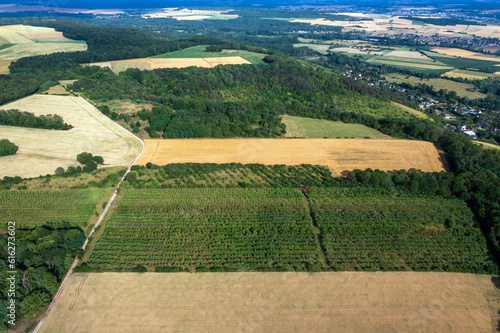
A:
32,98,145,333
301,191,330,270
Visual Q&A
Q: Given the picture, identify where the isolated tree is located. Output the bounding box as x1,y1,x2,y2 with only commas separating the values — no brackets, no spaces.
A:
0,139,18,157
76,152,93,165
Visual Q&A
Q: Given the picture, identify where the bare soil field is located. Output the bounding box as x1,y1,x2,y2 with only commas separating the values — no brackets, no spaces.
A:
0,95,142,178
90,56,251,74
39,272,500,333
136,138,445,175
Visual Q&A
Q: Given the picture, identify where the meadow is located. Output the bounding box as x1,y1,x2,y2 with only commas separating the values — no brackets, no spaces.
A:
281,115,391,138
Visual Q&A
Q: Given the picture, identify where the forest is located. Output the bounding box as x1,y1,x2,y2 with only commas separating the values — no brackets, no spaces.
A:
0,225,85,330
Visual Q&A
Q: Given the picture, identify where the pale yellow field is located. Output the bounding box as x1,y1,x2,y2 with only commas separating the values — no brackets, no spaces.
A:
0,42,87,60
384,50,432,59
136,138,445,175
0,24,87,73
0,95,142,178
431,47,500,62
443,69,496,80
39,272,500,333
291,16,500,38
0,59,10,74
142,8,238,20
90,56,251,73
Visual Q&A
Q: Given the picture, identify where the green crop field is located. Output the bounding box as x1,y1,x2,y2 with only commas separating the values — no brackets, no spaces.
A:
87,188,325,272
281,115,391,138
423,51,500,71
0,189,106,229
309,188,496,273
85,186,495,274
152,45,266,64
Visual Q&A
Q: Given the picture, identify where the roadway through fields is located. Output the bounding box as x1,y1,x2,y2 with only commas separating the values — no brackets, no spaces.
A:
32,97,146,333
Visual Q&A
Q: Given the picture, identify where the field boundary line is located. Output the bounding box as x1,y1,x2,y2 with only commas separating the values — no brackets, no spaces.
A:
32,97,145,333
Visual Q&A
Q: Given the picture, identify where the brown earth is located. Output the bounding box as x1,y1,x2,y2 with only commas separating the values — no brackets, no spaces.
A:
38,272,500,333
136,138,445,176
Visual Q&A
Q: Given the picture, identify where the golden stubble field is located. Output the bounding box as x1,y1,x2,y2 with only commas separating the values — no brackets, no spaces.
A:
136,138,445,175
90,56,251,74
39,272,500,333
0,94,142,178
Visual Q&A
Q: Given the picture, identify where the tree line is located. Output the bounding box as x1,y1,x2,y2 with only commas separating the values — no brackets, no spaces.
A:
0,109,73,130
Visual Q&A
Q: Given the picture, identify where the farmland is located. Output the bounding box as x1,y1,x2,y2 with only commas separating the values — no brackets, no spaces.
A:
84,186,494,273
0,24,87,74
293,43,331,54
309,188,496,273
443,69,497,80
367,51,452,71
422,49,500,72
39,271,500,333
142,8,238,20
136,139,445,176
152,45,266,65
291,14,500,39
0,189,106,230
0,94,142,178
281,115,391,138
90,56,252,74
384,73,487,99
87,188,325,271
127,163,337,189
89,45,266,74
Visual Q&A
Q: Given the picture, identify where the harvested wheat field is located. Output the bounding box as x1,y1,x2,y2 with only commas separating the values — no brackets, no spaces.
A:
137,138,445,175
39,272,500,333
0,95,142,178
90,56,250,73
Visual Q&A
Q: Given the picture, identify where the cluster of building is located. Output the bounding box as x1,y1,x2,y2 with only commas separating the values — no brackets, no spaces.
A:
340,69,500,140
